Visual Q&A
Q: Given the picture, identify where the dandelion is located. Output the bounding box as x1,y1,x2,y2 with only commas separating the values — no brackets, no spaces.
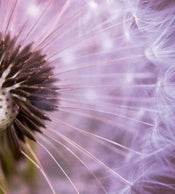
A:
0,0,175,193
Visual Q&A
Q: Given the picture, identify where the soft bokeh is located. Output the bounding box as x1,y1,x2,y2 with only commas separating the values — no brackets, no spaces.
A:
0,0,175,193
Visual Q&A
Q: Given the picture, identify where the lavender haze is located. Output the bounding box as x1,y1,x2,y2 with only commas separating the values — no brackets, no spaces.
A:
0,0,174,193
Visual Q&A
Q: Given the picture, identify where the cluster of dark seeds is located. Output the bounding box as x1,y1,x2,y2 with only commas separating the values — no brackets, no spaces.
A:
0,33,58,173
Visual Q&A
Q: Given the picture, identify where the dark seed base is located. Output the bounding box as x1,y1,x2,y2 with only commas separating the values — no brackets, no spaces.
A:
0,33,58,167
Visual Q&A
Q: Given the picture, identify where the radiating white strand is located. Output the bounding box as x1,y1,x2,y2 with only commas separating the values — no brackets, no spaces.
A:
36,140,80,194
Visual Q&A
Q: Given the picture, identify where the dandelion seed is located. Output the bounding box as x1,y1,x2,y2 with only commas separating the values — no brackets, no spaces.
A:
0,0,175,193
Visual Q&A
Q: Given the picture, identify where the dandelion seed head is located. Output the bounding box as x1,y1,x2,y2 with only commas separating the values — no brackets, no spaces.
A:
0,31,58,155
0,90,18,131
0,0,174,193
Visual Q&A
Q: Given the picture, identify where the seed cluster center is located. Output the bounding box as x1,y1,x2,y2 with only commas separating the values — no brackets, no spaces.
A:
0,89,18,131
0,33,57,144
